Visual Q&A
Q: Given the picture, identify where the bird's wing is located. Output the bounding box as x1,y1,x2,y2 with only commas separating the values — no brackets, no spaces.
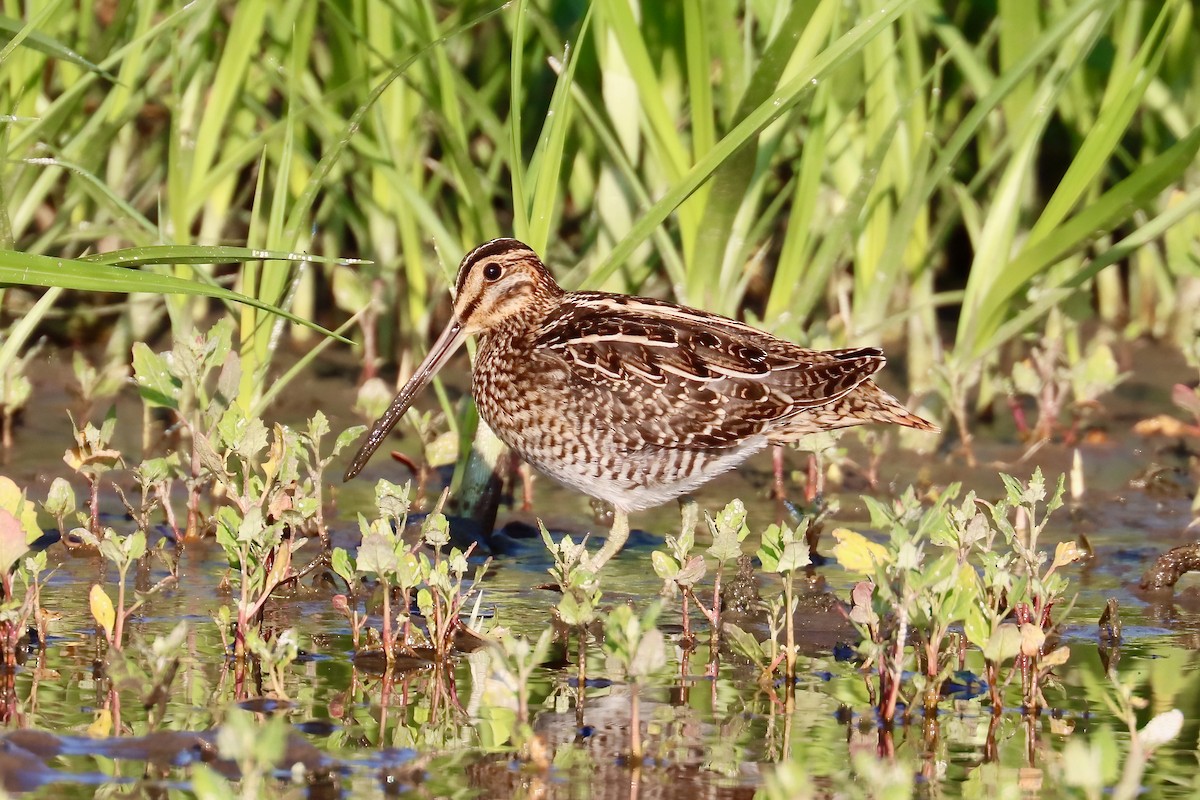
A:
533,293,883,449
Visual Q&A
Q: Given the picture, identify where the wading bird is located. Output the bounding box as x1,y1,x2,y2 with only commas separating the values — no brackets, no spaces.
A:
345,239,937,568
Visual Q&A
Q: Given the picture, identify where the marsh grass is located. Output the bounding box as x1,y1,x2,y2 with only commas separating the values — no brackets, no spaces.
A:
0,1,1192,420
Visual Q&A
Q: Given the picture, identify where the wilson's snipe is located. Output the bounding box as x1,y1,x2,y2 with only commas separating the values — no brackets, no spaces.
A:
345,239,937,568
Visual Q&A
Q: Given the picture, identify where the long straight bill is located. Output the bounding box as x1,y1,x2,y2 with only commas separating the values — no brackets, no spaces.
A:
343,319,467,481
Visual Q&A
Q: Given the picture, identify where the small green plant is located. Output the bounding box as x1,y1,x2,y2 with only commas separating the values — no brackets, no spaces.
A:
602,602,667,763
85,529,173,652
245,628,300,700
723,518,813,694
838,469,1082,724
1061,667,1184,800
62,408,123,537
484,629,554,764
540,524,603,701
1005,330,1124,443
651,499,706,646
333,480,421,662
970,468,1081,712
107,621,190,732
333,481,490,664
755,520,812,685
696,500,750,673
132,319,237,538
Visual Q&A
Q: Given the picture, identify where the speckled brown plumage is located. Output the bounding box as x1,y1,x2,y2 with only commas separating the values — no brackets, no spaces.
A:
345,238,938,566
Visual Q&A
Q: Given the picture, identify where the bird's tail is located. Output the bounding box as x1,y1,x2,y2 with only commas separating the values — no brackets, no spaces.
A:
853,381,939,432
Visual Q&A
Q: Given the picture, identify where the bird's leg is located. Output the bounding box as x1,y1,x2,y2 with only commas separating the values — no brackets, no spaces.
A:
588,508,629,571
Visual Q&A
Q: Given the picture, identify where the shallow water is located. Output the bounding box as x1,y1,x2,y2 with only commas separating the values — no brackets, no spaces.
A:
3,341,1200,798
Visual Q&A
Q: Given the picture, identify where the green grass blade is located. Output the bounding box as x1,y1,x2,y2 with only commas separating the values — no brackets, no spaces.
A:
509,0,531,241
0,249,349,342
584,0,918,290
0,12,114,78
1030,1,1176,241
78,246,368,267
525,7,593,254
970,124,1200,355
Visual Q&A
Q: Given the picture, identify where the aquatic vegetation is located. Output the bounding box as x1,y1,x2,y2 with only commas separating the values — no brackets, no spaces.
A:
602,602,667,763
62,410,123,538
539,523,603,695
837,469,1083,722
332,480,491,664
482,629,554,764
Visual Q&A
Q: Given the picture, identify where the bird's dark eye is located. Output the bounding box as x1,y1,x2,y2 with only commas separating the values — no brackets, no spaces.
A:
483,262,502,281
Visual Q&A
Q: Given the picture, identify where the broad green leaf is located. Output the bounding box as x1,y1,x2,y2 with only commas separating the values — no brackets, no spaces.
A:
983,623,1023,664
651,550,679,581
723,623,766,666
357,532,399,578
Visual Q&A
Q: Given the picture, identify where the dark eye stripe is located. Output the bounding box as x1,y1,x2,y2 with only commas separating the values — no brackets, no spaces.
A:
458,238,531,287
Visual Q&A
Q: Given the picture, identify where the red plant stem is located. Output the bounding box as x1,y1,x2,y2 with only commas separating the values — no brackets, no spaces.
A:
630,685,642,761
882,605,908,724
707,569,723,677
89,479,101,537
113,572,126,650
381,579,393,664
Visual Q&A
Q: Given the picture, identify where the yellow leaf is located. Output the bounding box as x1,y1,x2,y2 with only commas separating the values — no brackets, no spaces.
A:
831,528,891,576
90,584,115,642
87,709,112,739
0,476,42,543
1052,540,1087,570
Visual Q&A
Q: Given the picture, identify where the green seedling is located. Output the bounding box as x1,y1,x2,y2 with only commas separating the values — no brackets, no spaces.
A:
337,481,489,664
342,480,422,662
106,621,190,731
1007,331,1125,443
132,319,237,538
756,520,812,684
483,629,554,764
245,628,300,700
540,523,602,698
652,499,706,646
205,407,343,662
297,413,364,548
836,486,984,721
63,407,123,537
415,507,490,662
215,504,305,663
602,602,667,763
694,500,750,674
42,477,80,545
973,468,1080,712
85,528,173,652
